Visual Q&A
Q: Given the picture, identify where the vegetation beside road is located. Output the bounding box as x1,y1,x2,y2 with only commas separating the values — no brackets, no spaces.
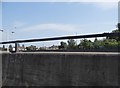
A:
59,23,120,51
0,23,120,52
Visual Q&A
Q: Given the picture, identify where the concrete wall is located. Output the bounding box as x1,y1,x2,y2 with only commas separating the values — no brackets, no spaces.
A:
1,52,120,86
0,51,2,87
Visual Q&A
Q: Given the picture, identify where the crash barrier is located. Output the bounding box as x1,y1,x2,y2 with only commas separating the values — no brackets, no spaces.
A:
1,52,120,86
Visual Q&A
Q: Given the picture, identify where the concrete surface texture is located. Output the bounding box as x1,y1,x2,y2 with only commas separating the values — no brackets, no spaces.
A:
1,52,120,86
0,51,2,88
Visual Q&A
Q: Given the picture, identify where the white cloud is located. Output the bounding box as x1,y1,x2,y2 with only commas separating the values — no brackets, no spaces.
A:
94,2,118,10
21,23,80,32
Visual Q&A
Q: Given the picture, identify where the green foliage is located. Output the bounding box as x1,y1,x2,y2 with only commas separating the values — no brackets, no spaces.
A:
108,23,120,41
79,39,93,49
102,39,118,49
26,45,36,51
67,39,77,49
78,38,118,50
108,29,120,41
59,37,119,51
9,45,13,51
117,23,120,30
59,41,67,50
93,38,103,49
0,45,7,51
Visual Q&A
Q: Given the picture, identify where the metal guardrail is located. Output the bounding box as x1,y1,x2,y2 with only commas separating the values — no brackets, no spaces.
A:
0,32,119,52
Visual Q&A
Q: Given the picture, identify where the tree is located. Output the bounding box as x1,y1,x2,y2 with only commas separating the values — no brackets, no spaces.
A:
22,44,25,50
2,45,6,51
102,39,118,49
117,23,120,41
0,47,2,51
22,44,25,48
26,45,36,51
79,39,93,49
108,23,120,41
9,45,13,51
17,43,20,48
93,38,103,49
117,23,120,30
59,41,67,50
67,39,77,49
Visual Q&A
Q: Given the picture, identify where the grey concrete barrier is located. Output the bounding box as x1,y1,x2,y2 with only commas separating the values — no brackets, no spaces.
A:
1,52,120,86
0,51,2,88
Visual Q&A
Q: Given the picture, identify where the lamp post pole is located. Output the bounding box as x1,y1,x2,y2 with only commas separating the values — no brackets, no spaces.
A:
0,30,3,40
11,31,15,40
0,29,3,32
76,32,77,45
11,31,17,52
0,29,3,51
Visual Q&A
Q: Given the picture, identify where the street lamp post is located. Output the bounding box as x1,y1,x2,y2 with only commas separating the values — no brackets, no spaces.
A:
0,29,3,32
11,31,15,40
0,29,4,51
11,31,16,52
0,29,3,41
76,33,77,45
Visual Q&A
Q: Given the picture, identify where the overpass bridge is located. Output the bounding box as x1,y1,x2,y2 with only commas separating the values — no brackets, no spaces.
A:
0,32,120,87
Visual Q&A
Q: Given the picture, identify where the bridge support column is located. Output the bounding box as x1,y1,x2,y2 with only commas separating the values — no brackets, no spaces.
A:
15,43,18,52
